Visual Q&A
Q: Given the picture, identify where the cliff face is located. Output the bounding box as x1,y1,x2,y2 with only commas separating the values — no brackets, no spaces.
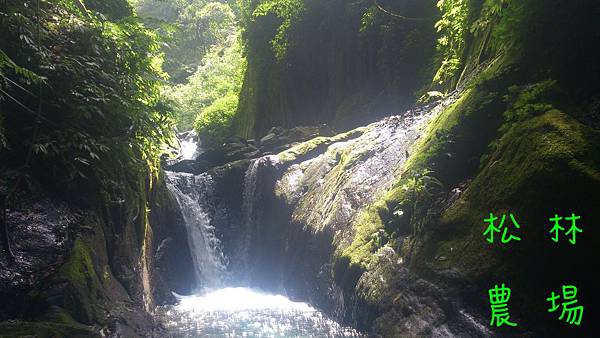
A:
207,78,599,336
0,171,194,337
234,0,438,138
214,0,600,336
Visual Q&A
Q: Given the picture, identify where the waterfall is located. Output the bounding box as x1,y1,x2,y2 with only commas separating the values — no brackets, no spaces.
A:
165,171,228,290
241,158,261,235
239,155,279,274
178,131,201,160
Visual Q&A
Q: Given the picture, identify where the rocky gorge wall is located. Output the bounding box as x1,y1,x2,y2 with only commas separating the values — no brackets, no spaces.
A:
180,0,600,334
0,171,195,337
234,0,438,138
198,63,599,336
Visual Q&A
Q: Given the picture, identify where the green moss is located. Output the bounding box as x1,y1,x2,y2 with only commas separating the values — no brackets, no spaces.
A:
55,238,103,324
466,110,596,208
426,109,600,277
41,306,80,326
340,198,390,268
499,79,558,133
277,127,366,164
406,89,476,171
59,239,99,288
336,66,509,271
0,320,97,338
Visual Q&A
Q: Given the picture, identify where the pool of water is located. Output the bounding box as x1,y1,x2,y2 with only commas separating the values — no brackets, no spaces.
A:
156,287,362,337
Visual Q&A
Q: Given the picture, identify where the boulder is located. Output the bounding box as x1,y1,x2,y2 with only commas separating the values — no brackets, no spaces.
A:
258,124,336,153
259,133,278,147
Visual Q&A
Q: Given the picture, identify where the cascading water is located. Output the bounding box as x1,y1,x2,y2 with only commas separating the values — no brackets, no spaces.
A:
162,167,361,336
178,131,201,160
165,171,228,289
239,155,279,272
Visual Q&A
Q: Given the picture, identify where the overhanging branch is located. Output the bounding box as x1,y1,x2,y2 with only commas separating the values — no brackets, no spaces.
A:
372,0,430,22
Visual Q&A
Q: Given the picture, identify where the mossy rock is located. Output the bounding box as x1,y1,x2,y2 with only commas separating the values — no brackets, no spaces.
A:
39,238,105,325
331,66,600,334
277,127,366,164
411,109,600,335
0,320,98,338
433,109,600,273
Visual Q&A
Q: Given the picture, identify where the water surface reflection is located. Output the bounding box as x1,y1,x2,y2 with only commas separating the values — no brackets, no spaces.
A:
157,287,362,337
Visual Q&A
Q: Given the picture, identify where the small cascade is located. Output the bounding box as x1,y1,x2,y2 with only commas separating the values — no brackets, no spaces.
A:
165,171,228,290
178,130,202,160
239,155,279,273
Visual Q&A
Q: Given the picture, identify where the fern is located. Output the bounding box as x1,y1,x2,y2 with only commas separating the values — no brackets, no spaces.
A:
253,0,305,60
432,0,470,88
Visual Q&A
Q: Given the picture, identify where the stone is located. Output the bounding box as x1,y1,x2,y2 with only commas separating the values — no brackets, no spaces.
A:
260,133,278,146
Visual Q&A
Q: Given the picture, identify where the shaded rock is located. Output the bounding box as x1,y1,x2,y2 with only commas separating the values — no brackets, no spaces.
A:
0,169,194,336
259,124,337,153
148,178,196,301
267,126,286,136
0,171,80,320
259,133,278,147
164,159,199,174
166,142,262,175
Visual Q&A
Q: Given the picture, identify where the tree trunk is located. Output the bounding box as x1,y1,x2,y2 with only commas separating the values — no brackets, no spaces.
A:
0,194,14,261
74,0,90,17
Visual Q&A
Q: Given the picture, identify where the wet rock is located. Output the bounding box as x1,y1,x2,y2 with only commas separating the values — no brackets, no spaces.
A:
0,169,193,335
225,143,259,159
225,99,457,335
166,140,263,175
165,125,335,175
267,126,286,136
259,133,278,147
243,150,261,159
0,172,80,320
259,124,336,153
164,159,199,173
149,180,196,300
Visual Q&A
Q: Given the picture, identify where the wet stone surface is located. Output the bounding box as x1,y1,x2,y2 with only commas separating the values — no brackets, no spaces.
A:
0,197,79,293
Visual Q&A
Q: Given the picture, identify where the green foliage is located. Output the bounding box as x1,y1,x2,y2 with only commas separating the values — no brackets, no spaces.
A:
136,0,238,83
0,48,44,151
165,31,246,137
500,79,557,133
252,0,305,60
359,6,377,33
483,0,528,54
84,0,134,20
432,0,470,87
400,168,444,211
0,0,173,200
135,0,245,138
0,49,42,84
194,93,239,145
470,0,510,34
